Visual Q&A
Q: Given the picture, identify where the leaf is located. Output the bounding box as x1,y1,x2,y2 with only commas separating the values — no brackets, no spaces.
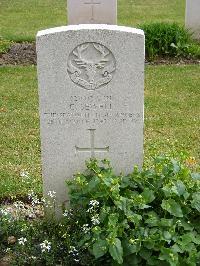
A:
162,185,172,197
143,240,155,250
161,199,183,217
159,247,178,266
145,211,159,227
160,218,174,227
93,239,108,258
163,231,172,240
142,188,155,203
123,254,142,266
176,233,198,253
163,181,186,198
193,234,200,245
114,197,131,215
147,256,160,265
181,233,195,244
171,244,183,254
191,192,200,212
172,181,186,196
191,173,200,180
183,191,190,200
87,177,100,191
108,213,119,228
139,204,151,209
122,239,140,256
120,176,131,188
109,238,123,264
127,211,142,225
139,248,152,260
178,232,199,246
184,243,195,253
179,220,194,231
171,159,180,174
103,177,112,187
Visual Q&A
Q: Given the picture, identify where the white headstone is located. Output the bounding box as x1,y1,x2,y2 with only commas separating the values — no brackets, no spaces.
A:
185,0,200,39
67,0,117,25
36,24,144,212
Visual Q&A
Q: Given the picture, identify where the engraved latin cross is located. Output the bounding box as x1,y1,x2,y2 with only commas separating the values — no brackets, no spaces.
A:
76,129,109,158
84,0,101,22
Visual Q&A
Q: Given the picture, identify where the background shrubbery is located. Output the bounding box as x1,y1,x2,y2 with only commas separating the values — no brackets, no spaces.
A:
139,23,200,60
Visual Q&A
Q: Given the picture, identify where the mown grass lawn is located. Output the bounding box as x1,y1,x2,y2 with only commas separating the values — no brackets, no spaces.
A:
144,65,200,163
0,0,185,41
0,66,41,199
0,65,199,200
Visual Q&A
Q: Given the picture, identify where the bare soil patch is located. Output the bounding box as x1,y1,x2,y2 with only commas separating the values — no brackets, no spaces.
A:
147,57,200,65
0,43,36,66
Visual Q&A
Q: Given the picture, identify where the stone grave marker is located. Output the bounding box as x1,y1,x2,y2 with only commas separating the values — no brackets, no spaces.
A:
67,0,117,25
185,0,200,39
36,24,144,212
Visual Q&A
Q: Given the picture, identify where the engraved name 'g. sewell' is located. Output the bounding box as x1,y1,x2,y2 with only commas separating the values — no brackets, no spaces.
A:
67,42,116,90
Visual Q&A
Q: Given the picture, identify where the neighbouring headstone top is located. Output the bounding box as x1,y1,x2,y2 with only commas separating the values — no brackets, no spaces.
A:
185,0,200,39
37,24,144,214
67,0,117,25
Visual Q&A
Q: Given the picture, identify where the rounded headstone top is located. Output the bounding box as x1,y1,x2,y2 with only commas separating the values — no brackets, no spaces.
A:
37,24,144,38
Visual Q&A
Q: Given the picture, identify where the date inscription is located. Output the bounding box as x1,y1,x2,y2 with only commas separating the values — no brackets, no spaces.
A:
43,95,141,125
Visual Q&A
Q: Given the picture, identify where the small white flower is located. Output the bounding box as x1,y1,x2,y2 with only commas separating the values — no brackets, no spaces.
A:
13,201,25,210
63,211,68,217
69,246,79,261
86,207,93,213
87,200,100,213
89,200,99,207
0,209,9,216
82,224,90,233
47,191,56,198
42,199,54,208
20,171,29,178
91,214,100,225
28,191,41,206
18,237,27,245
29,256,37,260
40,240,51,253
41,198,46,203
69,246,78,253
28,190,35,199
63,209,73,217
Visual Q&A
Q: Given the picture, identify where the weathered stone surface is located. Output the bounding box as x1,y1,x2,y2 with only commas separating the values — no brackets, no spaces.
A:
67,0,117,25
185,0,200,39
36,24,144,211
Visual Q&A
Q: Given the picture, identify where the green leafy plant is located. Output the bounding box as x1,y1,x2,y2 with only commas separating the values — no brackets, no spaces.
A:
139,22,200,60
187,42,200,58
1,156,200,265
68,156,200,265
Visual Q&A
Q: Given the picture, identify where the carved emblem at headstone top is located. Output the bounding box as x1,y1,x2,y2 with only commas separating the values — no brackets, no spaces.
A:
67,42,116,90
